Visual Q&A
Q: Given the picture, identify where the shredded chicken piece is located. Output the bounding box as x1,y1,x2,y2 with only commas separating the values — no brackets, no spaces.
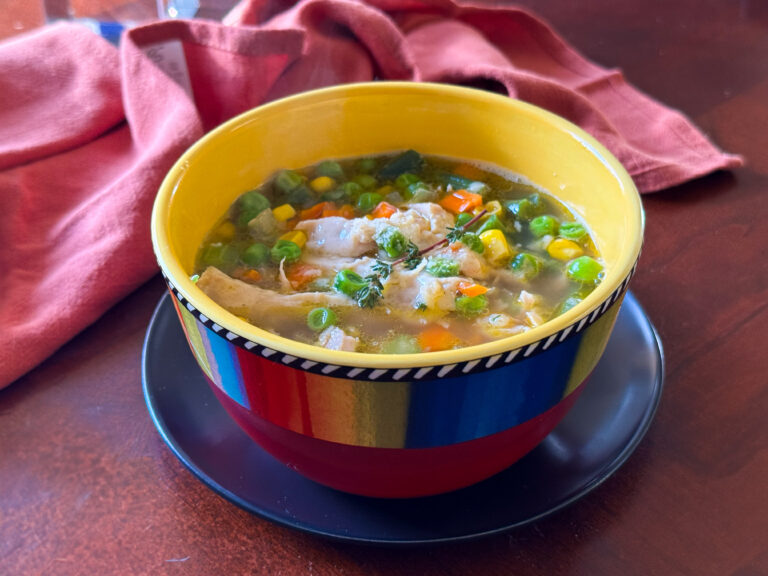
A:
196,267,353,322
318,326,359,351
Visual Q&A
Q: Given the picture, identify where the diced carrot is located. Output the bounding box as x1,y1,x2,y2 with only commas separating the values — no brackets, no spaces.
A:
299,202,327,221
453,163,484,181
241,269,262,283
338,204,355,219
285,263,323,289
439,190,483,214
285,216,299,230
418,326,459,352
458,282,488,297
450,243,461,252
371,201,398,219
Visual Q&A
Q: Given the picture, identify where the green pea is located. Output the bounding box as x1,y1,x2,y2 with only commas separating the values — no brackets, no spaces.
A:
476,213,506,235
357,192,383,213
374,226,408,258
190,274,200,283
566,256,604,284
559,221,587,241
307,307,337,332
356,157,377,173
333,269,368,298
270,240,302,264
381,334,421,354
236,190,271,227
354,174,378,189
285,184,314,208
455,294,488,317
201,243,239,270
510,252,542,280
460,232,484,254
320,187,350,203
395,173,420,189
529,215,559,238
316,161,344,180
341,181,363,200
274,170,304,194
242,243,270,267
425,257,460,277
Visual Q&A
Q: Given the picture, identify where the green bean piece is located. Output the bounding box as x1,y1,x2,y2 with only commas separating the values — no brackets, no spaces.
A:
270,240,302,264
395,173,420,189
557,296,582,315
333,269,368,298
510,252,541,280
529,215,559,238
455,294,488,317
408,184,438,203
357,192,383,213
374,226,409,258
316,161,344,180
201,243,239,270
378,150,423,179
566,256,604,284
476,213,506,235
274,170,304,194
307,307,337,332
242,242,270,267
460,232,484,254
236,190,271,227
439,172,474,190
455,212,474,228
506,193,543,221
355,157,377,173
425,257,461,277
385,190,405,205
559,221,587,241
354,174,378,189
381,334,421,354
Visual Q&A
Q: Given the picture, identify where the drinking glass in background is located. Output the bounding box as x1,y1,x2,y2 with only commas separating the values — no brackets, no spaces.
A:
37,0,239,44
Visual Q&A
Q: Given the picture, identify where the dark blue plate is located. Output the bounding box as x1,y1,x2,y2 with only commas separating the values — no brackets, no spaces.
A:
142,292,663,545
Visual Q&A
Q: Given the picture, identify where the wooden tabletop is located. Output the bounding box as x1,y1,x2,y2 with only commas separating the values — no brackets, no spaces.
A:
2,1,767,574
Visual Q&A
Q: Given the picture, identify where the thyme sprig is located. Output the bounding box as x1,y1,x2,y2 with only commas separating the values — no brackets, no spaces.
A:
353,209,488,308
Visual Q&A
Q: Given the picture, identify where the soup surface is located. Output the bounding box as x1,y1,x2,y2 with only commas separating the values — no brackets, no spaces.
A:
194,151,604,354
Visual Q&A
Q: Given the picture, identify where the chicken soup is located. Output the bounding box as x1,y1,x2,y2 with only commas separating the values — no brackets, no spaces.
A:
194,151,604,354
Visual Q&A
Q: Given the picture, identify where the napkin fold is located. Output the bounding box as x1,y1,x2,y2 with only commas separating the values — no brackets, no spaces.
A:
0,0,742,388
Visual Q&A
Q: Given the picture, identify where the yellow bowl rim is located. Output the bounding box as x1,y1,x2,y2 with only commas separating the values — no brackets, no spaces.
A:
151,81,644,370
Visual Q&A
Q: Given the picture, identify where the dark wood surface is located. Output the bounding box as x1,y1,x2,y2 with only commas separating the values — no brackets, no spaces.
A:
2,1,768,574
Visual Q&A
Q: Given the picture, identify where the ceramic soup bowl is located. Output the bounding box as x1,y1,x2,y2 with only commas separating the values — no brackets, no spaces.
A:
151,82,643,498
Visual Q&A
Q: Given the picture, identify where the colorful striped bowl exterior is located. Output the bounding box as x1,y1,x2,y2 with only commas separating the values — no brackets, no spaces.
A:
164,264,634,496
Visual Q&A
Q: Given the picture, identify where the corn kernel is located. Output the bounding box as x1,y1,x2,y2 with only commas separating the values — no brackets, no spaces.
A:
279,230,307,249
310,176,335,193
272,203,297,222
215,221,236,241
375,185,394,196
483,200,503,216
479,229,513,265
547,238,583,261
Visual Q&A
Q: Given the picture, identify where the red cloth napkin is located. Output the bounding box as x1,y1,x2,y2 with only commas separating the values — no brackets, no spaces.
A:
0,0,742,388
